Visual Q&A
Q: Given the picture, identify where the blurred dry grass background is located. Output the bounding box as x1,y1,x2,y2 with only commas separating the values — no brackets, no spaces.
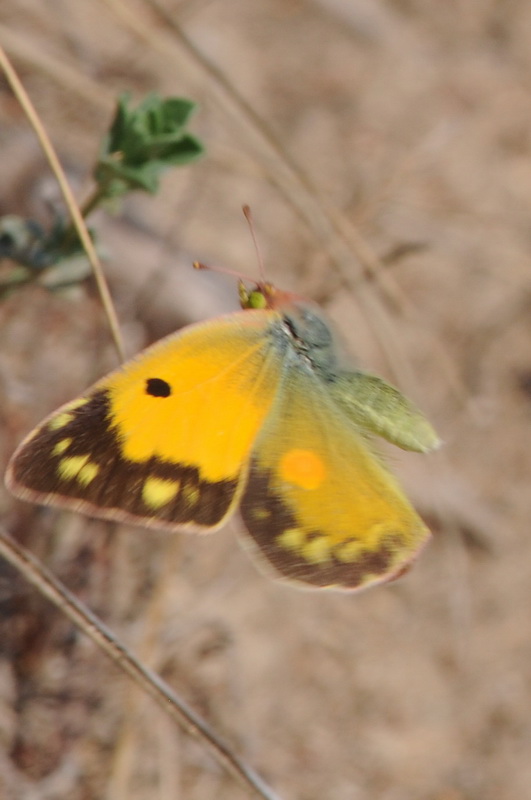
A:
1,1,531,798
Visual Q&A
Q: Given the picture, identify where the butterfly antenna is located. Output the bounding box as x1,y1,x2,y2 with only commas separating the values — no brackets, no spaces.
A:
192,261,256,282
193,206,267,286
242,205,266,283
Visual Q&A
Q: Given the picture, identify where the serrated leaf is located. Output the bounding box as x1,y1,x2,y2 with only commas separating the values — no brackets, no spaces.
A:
95,93,204,198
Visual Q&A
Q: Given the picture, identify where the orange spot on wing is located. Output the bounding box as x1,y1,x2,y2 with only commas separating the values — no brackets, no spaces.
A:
279,448,326,490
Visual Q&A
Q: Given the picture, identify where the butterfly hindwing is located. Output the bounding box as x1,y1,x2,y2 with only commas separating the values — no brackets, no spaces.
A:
7,311,281,532
328,371,440,453
240,363,430,591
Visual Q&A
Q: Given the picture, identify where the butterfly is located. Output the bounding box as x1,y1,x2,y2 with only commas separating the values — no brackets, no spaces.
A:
5,272,439,591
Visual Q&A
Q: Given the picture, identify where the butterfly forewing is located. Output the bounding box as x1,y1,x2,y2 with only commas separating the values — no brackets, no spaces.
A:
7,311,281,532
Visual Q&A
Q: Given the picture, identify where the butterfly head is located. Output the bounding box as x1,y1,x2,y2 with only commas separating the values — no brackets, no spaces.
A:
237,279,296,309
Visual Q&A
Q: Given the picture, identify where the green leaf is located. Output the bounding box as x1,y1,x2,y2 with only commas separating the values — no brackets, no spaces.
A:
95,93,204,198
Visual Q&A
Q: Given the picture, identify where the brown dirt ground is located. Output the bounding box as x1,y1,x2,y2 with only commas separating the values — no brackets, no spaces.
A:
1,1,531,799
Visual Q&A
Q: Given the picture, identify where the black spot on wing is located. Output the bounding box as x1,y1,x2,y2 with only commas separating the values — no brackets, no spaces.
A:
146,378,171,397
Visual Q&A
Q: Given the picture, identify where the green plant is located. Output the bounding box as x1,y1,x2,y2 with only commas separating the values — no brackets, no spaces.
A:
0,93,204,294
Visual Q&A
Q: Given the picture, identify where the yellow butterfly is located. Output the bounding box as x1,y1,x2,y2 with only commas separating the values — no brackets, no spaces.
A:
5,274,439,591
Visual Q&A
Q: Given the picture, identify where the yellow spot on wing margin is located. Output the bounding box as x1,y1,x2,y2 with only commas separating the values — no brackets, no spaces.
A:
52,438,73,456
77,462,99,486
65,397,89,411
142,477,180,509
334,539,364,563
302,535,332,564
181,482,200,508
58,455,90,480
276,527,306,552
49,413,74,431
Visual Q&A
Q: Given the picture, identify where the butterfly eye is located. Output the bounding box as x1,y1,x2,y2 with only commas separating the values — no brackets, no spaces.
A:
145,378,172,397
